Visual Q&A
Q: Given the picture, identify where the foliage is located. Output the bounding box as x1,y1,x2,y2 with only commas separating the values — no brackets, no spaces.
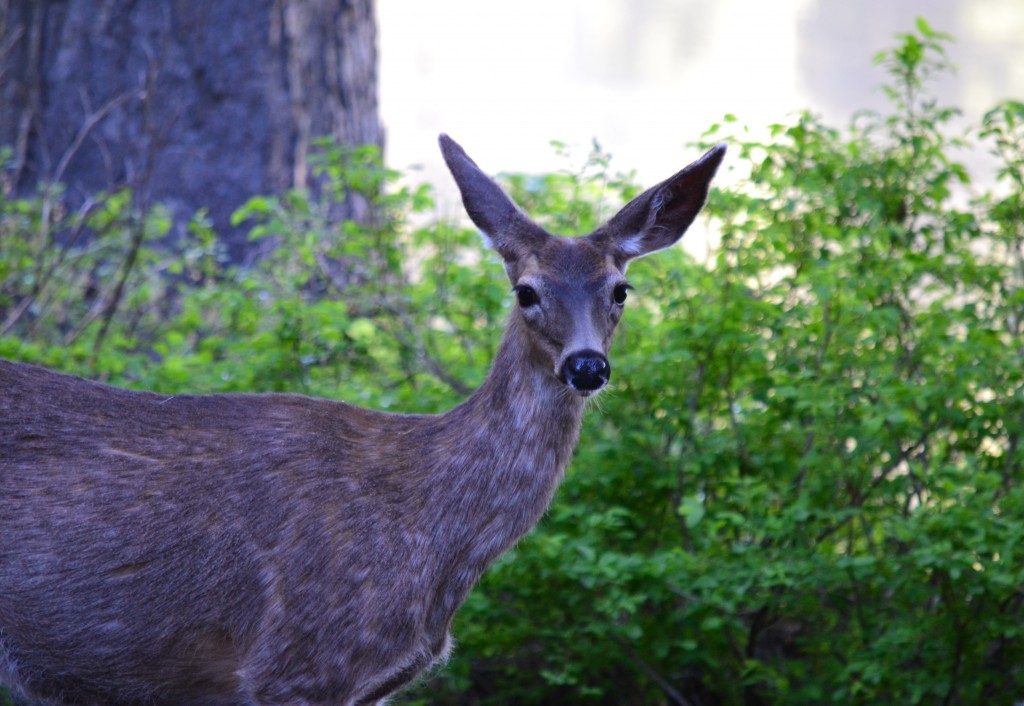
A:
406,19,1024,705
1,139,500,412
2,18,1024,706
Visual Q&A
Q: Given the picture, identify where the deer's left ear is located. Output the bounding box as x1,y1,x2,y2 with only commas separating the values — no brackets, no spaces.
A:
589,144,726,265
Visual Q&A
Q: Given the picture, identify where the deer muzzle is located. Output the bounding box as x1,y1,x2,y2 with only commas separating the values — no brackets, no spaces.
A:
560,350,611,393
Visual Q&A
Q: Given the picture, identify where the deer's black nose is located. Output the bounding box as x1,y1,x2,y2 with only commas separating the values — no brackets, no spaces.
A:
561,350,611,393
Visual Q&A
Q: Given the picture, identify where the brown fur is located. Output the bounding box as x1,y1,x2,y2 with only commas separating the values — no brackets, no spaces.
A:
0,135,724,706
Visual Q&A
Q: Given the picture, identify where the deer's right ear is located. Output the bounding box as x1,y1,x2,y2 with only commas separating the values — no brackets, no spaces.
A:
439,134,549,263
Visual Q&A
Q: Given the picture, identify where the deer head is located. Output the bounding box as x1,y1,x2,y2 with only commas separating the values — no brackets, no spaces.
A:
440,134,725,394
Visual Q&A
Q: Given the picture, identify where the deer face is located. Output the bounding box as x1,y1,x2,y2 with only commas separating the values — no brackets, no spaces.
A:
507,237,628,394
439,134,725,397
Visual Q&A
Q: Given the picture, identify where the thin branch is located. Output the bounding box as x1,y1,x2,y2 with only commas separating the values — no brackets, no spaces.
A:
814,424,935,544
53,87,141,187
10,2,42,184
610,635,696,706
315,251,474,397
0,18,24,87
88,215,146,362
0,195,97,336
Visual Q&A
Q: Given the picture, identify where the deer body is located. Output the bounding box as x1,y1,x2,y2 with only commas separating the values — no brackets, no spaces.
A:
0,136,723,705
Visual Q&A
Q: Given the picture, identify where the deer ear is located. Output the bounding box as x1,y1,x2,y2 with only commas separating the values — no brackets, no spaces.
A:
590,143,726,265
439,134,549,262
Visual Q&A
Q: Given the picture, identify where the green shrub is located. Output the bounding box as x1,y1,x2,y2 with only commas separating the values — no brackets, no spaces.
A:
407,20,1024,705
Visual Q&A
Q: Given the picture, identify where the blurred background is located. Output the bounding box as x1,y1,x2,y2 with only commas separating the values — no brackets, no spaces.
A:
379,0,1024,201
4,0,1021,251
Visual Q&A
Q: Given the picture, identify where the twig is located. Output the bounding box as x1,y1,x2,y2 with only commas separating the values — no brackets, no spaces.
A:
0,17,24,87
814,424,935,544
10,2,42,184
0,195,97,336
610,635,696,706
315,251,474,397
53,88,140,187
87,215,146,362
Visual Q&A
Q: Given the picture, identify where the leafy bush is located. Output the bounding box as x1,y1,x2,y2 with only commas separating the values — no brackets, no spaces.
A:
407,20,1024,705
0,140,499,411
2,19,1023,706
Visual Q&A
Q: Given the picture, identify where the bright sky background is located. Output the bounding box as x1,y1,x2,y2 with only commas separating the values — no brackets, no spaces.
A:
377,0,1024,228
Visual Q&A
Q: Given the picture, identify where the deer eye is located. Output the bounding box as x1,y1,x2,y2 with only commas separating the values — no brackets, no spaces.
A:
515,284,540,308
613,283,632,305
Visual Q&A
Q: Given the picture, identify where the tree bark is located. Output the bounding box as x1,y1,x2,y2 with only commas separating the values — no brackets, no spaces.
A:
0,0,382,261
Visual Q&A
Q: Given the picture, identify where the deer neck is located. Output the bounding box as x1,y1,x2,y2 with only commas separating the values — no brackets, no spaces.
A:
430,312,587,556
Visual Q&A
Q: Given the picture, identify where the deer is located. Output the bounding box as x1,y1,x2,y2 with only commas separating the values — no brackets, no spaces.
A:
0,134,725,706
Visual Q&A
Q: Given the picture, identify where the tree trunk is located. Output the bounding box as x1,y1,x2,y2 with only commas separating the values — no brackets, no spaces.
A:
0,0,382,261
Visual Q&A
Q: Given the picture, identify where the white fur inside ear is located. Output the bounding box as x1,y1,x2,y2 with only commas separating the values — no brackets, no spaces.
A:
478,231,495,250
617,232,648,256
